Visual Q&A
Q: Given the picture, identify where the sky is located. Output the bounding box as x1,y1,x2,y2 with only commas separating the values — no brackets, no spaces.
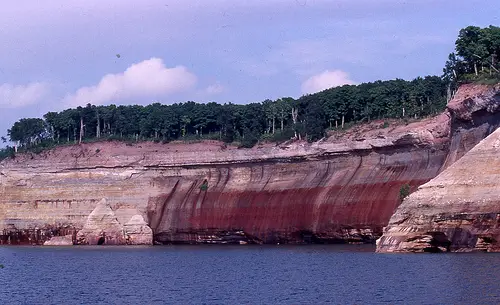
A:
0,0,499,141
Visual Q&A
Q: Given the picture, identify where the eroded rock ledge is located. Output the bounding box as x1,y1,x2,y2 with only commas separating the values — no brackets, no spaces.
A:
39,199,154,246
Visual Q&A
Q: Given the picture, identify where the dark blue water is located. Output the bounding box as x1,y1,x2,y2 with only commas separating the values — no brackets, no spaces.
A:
0,245,499,304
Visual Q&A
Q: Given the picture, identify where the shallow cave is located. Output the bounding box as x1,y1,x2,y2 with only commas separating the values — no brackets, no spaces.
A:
423,246,444,253
97,236,105,245
423,231,451,253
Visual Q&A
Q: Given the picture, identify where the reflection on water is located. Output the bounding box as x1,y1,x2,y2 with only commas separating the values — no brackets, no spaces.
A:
0,245,499,304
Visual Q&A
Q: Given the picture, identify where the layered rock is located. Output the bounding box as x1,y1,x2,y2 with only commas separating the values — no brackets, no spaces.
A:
1,83,499,246
76,199,128,245
124,215,153,245
0,130,447,245
377,83,500,252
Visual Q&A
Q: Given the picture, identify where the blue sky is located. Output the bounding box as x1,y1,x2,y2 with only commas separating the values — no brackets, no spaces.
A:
0,0,499,141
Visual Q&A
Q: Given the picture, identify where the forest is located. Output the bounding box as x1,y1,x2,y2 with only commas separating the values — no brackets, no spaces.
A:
1,25,499,159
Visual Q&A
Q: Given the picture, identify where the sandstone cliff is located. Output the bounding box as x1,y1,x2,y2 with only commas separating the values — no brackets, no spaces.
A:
0,84,498,246
377,84,500,252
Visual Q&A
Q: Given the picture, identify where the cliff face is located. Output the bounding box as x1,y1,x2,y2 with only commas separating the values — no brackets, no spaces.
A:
377,84,500,252
0,126,448,245
1,84,498,246
0,136,445,245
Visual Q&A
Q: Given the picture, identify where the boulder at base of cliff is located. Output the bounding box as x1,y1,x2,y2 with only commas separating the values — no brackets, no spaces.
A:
43,235,74,246
76,198,126,245
124,215,153,245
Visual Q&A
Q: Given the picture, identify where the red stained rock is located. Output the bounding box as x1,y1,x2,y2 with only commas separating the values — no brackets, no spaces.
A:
147,152,443,244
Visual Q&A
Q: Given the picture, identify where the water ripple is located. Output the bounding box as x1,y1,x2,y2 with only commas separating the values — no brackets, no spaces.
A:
0,245,499,304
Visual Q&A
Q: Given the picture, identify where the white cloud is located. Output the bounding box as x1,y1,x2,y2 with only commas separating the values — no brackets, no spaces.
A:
204,83,225,95
301,70,356,94
0,82,49,108
63,58,197,107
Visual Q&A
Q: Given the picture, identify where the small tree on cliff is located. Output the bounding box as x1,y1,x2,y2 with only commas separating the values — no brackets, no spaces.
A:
399,184,411,202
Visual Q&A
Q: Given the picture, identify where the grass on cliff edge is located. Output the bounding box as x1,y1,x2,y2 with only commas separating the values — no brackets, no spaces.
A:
459,72,500,86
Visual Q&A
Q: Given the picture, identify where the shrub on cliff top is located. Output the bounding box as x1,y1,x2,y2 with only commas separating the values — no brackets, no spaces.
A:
0,147,15,161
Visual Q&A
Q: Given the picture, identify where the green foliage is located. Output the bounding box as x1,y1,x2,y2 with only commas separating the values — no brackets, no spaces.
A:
200,180,209,191
240,129,260,148
8,118,48,147
106,135,124,142
0,146,15,161
304,99,326,141
3,75,448,151
261,128,296,142
444,25,500,86
476,75,500,85
399,184,411,201
459,72,500,85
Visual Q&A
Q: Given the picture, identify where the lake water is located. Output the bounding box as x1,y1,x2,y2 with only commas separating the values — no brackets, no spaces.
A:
0,245,499,304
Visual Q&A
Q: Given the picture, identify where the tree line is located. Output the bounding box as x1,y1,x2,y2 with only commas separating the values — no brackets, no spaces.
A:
3,76,446,152
1,25,499,159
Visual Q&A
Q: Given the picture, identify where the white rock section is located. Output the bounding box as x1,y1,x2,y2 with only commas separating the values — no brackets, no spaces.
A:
124,215,153,245
76,198,126,245
43,235,74,246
